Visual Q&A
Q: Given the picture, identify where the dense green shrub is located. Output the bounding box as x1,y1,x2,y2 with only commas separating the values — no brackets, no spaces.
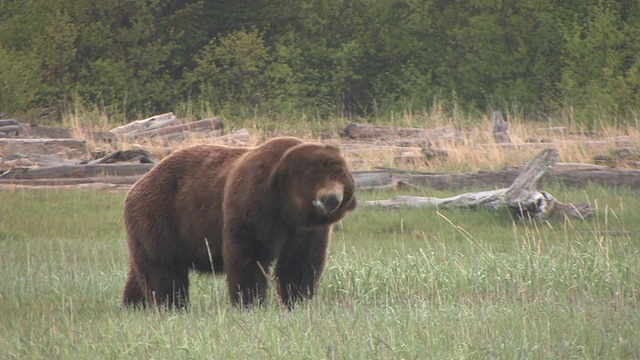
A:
0,0,638,126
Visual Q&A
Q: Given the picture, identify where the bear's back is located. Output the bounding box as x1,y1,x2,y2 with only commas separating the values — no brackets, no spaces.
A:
126,144,247,206
124,145,248,263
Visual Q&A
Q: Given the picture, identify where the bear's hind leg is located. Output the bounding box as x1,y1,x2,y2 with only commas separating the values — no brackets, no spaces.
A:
123,267,146,308
275,228,330,309
138,262,190,310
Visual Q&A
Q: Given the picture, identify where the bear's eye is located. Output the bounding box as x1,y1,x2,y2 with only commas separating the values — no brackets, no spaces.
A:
329,174,337,180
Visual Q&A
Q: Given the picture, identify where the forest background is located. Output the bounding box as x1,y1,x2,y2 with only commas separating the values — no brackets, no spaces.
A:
1,0,639,128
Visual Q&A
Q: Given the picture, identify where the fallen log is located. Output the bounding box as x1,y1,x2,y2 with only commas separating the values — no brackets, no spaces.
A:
403,170,520,191
476,138,638,149
0,175,141,186
365,148,595,219
158,129,224,144
0,138,87,155
0,119,19,127
122,117,224,141
0,182,133,191
352,171,393,189
1,153,76,167
548,168,640,189
342,123,458,143
0,163,154,179
109,112,177,135
87,149,157,164
22,124,74,139
592,147,640,167
0,125,20,137
16,123,116,142
387,138,456,148
7,160,627,190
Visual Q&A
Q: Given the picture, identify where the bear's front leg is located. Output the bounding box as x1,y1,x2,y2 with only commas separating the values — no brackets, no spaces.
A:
223,241,271,308
275,227,330,309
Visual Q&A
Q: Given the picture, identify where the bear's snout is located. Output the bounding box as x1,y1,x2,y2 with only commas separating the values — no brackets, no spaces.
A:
313,182,345,215
318,193,342,213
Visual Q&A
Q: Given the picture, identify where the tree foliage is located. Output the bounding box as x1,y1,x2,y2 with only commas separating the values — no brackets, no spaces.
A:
0,0,638,125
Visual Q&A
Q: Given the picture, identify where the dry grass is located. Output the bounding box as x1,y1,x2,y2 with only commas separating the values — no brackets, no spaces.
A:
62,102,112,140
335,118,639,173
60,106,640,173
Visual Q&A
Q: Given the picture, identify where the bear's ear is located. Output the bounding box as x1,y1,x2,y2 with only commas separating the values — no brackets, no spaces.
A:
269,160,288,189
325,144,341,154
269,150,296,190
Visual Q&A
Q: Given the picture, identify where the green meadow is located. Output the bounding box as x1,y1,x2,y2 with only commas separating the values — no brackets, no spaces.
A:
0,186,639,359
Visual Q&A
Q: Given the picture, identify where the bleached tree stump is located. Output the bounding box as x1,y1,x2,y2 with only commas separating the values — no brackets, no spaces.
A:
491,110,511,143
365,148,595,219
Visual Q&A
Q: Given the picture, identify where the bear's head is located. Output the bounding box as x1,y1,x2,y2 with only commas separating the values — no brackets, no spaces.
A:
271,142,356,226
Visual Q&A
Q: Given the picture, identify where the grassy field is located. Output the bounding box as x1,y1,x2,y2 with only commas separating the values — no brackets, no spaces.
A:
0,185,639,359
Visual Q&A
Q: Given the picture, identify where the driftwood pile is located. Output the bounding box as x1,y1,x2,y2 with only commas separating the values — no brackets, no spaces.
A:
1,112,640,220
0,113,251,189
107,112,253,146
109,113,225,143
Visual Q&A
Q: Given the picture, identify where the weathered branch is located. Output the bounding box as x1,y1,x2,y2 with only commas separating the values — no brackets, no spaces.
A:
364,148,595,219
86,149,158,164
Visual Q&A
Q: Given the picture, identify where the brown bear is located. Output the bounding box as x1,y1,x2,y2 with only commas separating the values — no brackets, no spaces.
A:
122,136,356,309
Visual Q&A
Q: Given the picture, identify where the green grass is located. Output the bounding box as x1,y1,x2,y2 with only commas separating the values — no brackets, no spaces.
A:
0,186,639,359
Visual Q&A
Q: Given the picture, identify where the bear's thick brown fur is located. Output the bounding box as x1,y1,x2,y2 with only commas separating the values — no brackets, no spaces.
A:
122,137,356,309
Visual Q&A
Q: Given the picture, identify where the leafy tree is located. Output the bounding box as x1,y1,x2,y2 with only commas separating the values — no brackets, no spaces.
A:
191,27,308,116
1,0,640,123
0,47,42,114
560,0,640,125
